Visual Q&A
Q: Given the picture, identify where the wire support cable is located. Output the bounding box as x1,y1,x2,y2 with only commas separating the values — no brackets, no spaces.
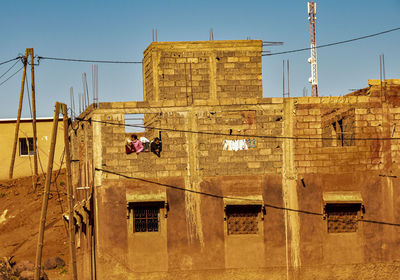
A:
77,117,400,142
96,167,400,227
37,56,142,64
0,60,20,80
0,56,21,66
263,26,400,56
0,65,24,87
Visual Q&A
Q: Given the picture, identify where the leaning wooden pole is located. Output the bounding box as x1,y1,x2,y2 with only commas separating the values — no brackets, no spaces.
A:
61,103,78,280
34,103,60,280
29,48,39,177
9,51,28,179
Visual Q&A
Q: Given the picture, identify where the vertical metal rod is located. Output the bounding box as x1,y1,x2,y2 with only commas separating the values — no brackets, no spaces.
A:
382,54,386,80
61,104,78,280
30,48,39,178
96,65,99,106
287,59,290,97
34,103,60,280
152,29,154,42
9,50,28,179
283,60,285,97
79,94,82,114
379,55,383,82
156,29,158,41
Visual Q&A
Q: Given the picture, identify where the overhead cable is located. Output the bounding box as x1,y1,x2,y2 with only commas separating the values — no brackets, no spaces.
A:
263,26,400,56
0,66,24,87
0,59,20,80
96,167,400,227
37,56,142,64
0,56,21,66
76,117,400,142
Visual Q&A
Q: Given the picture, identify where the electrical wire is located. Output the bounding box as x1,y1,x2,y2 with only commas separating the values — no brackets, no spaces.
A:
76,117,400,142
0,60,20,80
263,26,400,56
96,167,400,227
0,56,21,66
37,56,142,64
0,66,24,87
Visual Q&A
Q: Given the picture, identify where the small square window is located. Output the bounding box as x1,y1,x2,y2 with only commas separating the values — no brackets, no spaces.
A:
326,203,361,233
226,205,260,235
19,138,34,156
133,205,160,233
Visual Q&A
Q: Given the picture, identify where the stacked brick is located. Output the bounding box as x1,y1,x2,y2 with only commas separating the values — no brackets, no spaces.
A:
158,51,210,101
294,96,389,174
216,50,262,99
142,52,154,101
142,40,263,103
197,108,283,176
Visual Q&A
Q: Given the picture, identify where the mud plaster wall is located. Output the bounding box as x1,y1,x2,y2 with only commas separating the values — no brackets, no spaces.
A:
72,76,400,279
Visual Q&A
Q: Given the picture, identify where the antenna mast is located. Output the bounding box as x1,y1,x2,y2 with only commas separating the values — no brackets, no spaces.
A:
308,1,319,97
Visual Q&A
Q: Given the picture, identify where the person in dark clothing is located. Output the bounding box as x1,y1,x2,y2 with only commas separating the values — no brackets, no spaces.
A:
151,137,162,157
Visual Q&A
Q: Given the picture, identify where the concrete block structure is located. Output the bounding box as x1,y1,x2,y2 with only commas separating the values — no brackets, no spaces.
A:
69,40,400,279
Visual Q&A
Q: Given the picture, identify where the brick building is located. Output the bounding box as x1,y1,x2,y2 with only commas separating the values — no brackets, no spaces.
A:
69,40,400,279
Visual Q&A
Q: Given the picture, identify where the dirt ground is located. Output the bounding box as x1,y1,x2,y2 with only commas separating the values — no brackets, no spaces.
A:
0,169,71,279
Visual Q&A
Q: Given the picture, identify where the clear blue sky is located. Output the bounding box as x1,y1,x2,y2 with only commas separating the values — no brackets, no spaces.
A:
0,0,399,118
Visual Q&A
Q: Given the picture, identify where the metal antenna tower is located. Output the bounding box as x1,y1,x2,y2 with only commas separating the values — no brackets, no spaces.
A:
307,1,319,97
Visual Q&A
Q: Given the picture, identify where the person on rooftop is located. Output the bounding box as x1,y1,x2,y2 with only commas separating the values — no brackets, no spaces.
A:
126,134,144,154
151,137,162,157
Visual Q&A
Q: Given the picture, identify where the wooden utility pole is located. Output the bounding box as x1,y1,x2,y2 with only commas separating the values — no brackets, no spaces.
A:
9,48,39,179
34,103,60,280
34,102,78,280
9,50,28,179
30,48,39,177
61,103,78,280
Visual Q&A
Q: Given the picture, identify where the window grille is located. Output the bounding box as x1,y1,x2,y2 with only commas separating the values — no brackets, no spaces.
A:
326,204,360,233
226,205,259,235
19,138,34,156
133,206,160,232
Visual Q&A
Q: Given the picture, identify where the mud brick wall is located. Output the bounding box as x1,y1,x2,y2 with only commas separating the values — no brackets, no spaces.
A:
143,51,154,101
216,50,262,99
100,112,188,179
158,51,211,102
294,96,390,174
196,107,283,176
142,40,263,103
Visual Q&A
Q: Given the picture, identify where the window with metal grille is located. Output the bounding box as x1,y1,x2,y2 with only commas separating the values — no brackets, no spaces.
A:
326,203,360,233
133,205,160,233
226,205,259,235
19,138,34,156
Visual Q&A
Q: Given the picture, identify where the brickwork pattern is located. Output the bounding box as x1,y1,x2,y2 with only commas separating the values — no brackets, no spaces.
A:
158,51,210,102
294,97,388,174
215,50,262,99
142,41,263,103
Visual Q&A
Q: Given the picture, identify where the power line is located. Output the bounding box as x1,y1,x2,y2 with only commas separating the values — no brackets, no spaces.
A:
76,117,400,142
0,57,21,66
0,66,24,87
37,56,142,64
0,60,20,80
263,26,400,56
96,167,400,227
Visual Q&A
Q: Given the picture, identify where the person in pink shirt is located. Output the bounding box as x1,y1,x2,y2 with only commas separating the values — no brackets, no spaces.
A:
125,134,144,154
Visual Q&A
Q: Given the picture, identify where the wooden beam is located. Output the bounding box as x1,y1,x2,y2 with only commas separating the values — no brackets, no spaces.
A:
34,103,60,280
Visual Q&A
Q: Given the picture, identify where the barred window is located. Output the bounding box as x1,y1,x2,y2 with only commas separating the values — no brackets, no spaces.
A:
19,138,34,156
226,205,259,235
133,205,160,233
326,204,360,233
